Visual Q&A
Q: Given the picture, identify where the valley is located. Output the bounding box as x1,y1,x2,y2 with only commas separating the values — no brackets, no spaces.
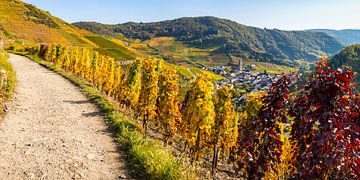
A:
0,0,359,179
73,16,344,66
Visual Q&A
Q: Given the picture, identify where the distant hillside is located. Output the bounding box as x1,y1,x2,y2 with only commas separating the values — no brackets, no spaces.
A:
329,44,360,89
310,29,360,45
0,1,225,80
74,17,344,66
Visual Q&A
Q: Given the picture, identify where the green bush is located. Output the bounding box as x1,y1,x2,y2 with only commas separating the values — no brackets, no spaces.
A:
0,49,16,109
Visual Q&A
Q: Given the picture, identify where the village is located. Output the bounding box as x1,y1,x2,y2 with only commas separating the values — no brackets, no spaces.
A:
203,60,299,103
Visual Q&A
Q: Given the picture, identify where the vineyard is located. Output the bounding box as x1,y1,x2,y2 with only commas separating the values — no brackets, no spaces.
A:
0,48,16,111
13,44,360,179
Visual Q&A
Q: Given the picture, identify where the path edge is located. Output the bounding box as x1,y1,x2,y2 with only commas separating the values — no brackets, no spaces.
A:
10,52,193,180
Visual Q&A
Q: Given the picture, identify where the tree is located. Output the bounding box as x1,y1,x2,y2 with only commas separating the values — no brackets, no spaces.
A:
103,57,116,95
70,47,80,75
235,76,291,179
80,48,91,79
255,76,291,178
290,62,359,179
137,57,162,134
264,122,297,179
349,94,360,178
96,55,106,90
46,44,57,62
212,84,238,172
124,59,142,108
235,91,266,177
54,46,66,67
110,66,123,100
91,51,100,86
233,91,266,174
181,75,215,161
62,47,71,71
157,68,182,144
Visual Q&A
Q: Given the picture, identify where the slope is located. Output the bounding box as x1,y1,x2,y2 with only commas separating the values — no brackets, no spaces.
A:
0,0,136,60
144,37,227,66
310,29,360,46
0,0,92,45
73,16,344,66
329,44,360,90
0,1,223,80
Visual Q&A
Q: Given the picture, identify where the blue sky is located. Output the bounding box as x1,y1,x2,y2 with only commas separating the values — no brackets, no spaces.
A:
22,0,360,30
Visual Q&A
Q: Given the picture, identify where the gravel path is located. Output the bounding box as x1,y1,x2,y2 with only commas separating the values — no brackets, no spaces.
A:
0,54,129,179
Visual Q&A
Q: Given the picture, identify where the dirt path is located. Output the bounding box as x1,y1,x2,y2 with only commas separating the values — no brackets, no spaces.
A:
0,54,129,179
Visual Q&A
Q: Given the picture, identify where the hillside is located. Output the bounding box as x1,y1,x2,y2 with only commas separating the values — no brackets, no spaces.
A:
329,44,360,89
73,16,344,66
0,0,137,60
0,1,226,80
0,0,92,45
310,29,360,45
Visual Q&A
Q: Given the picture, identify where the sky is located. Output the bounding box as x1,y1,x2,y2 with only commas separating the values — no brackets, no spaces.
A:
22,0,360,30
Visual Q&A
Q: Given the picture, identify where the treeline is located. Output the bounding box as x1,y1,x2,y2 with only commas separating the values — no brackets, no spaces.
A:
330,44,360,90
23,44,359,179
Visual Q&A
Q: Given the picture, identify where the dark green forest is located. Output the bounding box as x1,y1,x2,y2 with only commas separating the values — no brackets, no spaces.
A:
330,44,360,89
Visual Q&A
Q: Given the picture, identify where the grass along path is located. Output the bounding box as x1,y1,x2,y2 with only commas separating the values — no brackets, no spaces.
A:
0,54,130,179
16,52,193,179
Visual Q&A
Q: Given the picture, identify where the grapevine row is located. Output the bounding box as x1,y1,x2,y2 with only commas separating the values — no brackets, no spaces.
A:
21,44,359,179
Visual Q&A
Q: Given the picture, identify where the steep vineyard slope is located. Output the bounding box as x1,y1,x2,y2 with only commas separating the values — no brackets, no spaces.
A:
0,0,137,60
0,0,93,45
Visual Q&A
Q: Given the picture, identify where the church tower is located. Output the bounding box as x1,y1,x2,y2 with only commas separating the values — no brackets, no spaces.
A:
239,59,243,72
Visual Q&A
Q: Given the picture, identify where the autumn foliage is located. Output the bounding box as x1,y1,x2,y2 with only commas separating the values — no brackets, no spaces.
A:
21,44,359,179
181,75,215,160
291,62,359,179
157,68,182,144
212,84,238,171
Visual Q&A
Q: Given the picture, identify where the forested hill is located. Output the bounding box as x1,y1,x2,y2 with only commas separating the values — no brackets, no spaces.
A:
74,16,344,65
329,44,360,89
310,29,360,45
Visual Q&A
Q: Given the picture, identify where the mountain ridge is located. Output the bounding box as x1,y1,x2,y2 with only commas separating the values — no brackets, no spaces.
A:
73,16,344,66
309,29,360,46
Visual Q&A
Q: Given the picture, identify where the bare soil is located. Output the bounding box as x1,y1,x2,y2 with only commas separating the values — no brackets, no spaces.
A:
0,54,130,179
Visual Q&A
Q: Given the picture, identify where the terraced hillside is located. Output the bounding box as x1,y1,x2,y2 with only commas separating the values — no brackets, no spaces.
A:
145,37,227,67
84,35,136,60
0,0,302,75
0,0,91,45
0,0,136,60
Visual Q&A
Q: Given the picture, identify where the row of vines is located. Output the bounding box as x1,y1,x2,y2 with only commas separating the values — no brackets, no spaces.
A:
23,44,359,179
